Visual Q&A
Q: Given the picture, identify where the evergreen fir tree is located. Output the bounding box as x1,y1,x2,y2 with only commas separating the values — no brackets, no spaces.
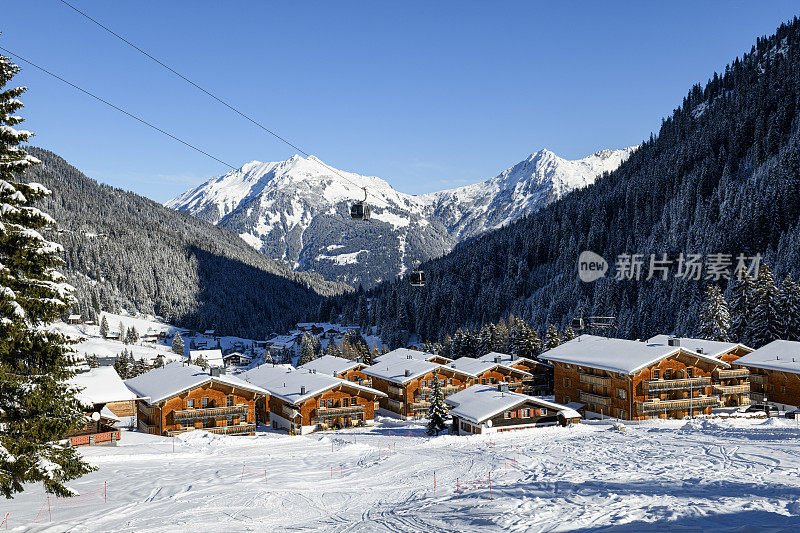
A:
749,265,782,347
126,326,139,345
154,354,165,368
0,50,93,497
728,274,754,344
426,375,448,436
99,315,109,338
544,324,562,350
697,284,731,341
171,331,184,355
562,325,576,342
194,354,209,370
299,332,315,364
119,323,127,345
779,275,800,341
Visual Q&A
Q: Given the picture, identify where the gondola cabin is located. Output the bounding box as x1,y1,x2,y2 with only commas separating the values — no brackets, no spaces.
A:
409,269,426,287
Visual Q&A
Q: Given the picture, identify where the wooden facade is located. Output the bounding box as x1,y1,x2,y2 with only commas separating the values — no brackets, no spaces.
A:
368,368,471,420
136,381,261,436
745,367,800,408
263,382,382,435
452,399,574,435
553,351,728,420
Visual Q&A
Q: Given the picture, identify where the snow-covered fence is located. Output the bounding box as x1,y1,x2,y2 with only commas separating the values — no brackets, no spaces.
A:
1,512,9,529
240,464,268,485
33,481,107,523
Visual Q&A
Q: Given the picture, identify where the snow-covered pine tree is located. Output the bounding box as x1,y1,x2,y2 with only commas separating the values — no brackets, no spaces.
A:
299,332,314,364
562,325,576,342
749,265,782,348
697,284,731,341
544,324,562,350
779,275,800,341
426,374,448,436
727,273,755,344
0,50,93,497
99,314,109,338
171,331,184,355
126,326,139,345
119,322,127,345
194,354,208,370
476,324,492,357
154,354,165,368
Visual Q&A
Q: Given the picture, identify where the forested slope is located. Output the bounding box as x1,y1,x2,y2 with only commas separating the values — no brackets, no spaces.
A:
23,148,348,338
328,17,800,346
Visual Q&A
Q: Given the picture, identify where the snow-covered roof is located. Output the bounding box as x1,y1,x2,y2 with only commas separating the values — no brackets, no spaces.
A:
374,348,437,363
443,356,532,378
298,355,362,376
539,335,730,374
646,335,752,359
189,349,223,367
125,362,268,404
477,351,552,368
100,405,121,423
362,357,441,384
266,335,300,347
68,314,82,320
445,385,581,424
242,365,385,405
69,367,138,406
733,340,800,375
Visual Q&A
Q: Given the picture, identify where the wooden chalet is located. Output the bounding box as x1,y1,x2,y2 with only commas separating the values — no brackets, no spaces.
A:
477,351,554,395
67,367,140,446
734,340,800,409
648,336,753,407
446,384,581,435
298,355,373,387
374,347,453,365
243,365,386,435
540,335,732,420
361,357,471,419
442,356,533,391
125,362,267,436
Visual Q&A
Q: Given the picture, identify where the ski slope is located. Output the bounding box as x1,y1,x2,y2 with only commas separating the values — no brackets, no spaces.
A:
4,416,800,532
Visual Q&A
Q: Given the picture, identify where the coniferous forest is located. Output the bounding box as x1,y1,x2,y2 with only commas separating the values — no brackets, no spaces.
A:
326,18,800,349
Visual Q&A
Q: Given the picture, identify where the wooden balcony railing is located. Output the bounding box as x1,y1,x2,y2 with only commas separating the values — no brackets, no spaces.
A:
636,396,718,413
716,369,750,379
174,405,248,421
317,404,365,417
410,400,430,410
713,384,751,395
579,373,611,387
643,377,711,392
579,391,610,406
167,423,256,437
387,385,405,396
748,374,767,384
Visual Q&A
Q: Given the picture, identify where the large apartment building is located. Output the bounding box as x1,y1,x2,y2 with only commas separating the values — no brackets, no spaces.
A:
298,354,373,387
476,352,553,395
540,335,732,420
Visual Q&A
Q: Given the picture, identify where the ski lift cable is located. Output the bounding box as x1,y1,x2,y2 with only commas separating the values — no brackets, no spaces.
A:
57,0,369,193
0,46,238,170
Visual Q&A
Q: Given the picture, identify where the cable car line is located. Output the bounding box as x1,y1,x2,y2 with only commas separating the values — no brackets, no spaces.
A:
0,46,237,171
57,0,369,194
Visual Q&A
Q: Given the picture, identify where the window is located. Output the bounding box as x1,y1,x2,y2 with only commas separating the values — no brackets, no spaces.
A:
350,397,358,406
522,409,530,417
421,380,427,387
652,369,660,380
504,412,512,419
201,397,208,408
328,399,334,407
564,377,571,387
564,396,571,403
665,369,672,380
619,410,627,419
187,399,194,409
686,367,693,378
481,379,487,385
226,395,234,407
618,389,626,400
319,399,325,408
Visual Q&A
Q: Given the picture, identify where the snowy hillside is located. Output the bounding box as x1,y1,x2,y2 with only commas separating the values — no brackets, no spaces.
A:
5,416,800,531
167,148,635,287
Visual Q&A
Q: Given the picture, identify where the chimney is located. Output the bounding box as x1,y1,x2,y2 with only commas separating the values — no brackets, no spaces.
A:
210,367,221,378
696,348,704,355
494,355,501,364
668,338,680,347
405,369,411,377
511,353,518,361
300,385,306,395
497,383,509,392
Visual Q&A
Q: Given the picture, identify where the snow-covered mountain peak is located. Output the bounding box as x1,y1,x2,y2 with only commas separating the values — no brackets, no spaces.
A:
167,146,635,287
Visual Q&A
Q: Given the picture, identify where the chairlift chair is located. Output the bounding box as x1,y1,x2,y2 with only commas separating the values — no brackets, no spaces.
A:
350,187,371,221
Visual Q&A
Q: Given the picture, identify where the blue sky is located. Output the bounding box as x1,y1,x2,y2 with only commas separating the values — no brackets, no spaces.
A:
4,1,799,202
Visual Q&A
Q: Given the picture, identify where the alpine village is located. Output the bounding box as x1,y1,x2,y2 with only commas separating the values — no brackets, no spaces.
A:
3,3,800,532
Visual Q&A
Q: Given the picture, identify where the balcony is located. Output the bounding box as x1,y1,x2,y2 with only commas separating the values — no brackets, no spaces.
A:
167,423,256,437
716,369,750,379
713,384,751,395
579,373,611,387
355,380,373,388
579,391,610,406
750,391,767,402
636,396,719,413
317,404,365,417
410,400,430,410
387,385,405,396
419,386,461,397
748,374,767,384
174,404,248,421
643,377,711,392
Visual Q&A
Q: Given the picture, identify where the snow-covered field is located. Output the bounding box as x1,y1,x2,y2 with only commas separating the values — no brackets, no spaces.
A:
4,417,800,532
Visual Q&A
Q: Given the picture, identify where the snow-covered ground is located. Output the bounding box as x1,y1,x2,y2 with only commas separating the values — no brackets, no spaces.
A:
4,416,800,532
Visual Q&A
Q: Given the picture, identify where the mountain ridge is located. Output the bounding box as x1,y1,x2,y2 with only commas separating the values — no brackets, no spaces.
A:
167,146,636,286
